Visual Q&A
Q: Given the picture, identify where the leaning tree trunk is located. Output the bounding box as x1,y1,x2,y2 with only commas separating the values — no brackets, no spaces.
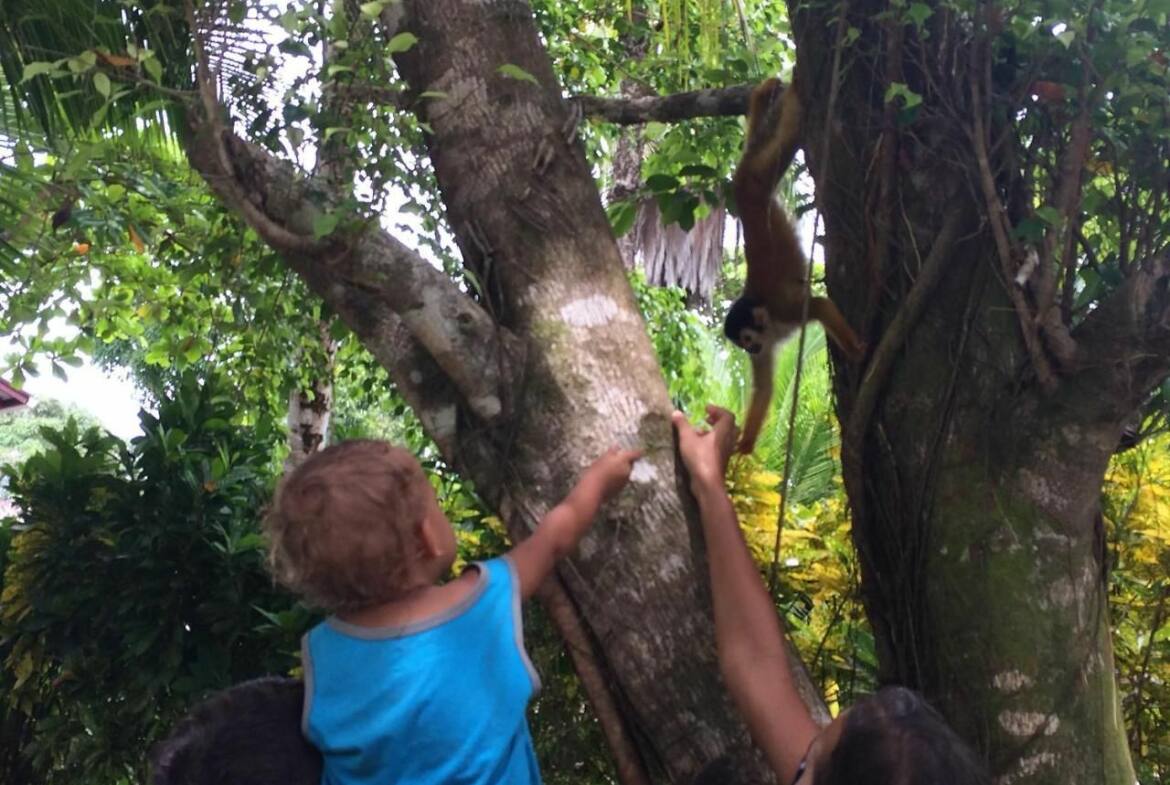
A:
176,1,813,782
789,2,1169,784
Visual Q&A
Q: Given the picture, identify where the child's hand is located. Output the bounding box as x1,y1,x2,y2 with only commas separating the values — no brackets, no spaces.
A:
672,405,738,493
585,446,643,502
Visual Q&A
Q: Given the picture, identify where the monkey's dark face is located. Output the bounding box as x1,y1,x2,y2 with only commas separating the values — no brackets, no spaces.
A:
736,306,774,354
723,298,769,354
737,328,765,355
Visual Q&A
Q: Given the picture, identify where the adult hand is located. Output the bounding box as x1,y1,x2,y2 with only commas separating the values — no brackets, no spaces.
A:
671,405,738,494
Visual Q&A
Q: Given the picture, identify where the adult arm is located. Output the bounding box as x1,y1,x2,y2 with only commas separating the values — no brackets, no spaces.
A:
674,407,819,782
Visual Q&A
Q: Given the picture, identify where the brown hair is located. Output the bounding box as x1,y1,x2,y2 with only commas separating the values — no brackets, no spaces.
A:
816,686,991,785
264,440,432,612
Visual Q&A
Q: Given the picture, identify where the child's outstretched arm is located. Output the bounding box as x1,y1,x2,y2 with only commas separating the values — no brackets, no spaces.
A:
673,406,818,785
509,446,642,600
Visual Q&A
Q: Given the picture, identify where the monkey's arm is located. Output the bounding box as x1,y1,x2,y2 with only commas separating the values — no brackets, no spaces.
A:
738,351,775,454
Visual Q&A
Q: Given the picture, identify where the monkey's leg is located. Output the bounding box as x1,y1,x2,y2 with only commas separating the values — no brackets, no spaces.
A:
740,81,803,185
809,297,864,360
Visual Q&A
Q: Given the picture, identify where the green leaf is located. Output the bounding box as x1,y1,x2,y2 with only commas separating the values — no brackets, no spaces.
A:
387,32,419,54
884,82,922,108
21,61,56,82
497,63,540,86
359,1,386,17
143,56,163,83
106,183,126,202
93,72,111,98
313,212,341,239
607,200,637,237
1035,206,1062,226
678,164,717,178
1056,30,1076,49
228,1,247,23
646,173,680,192
419,90,448,100
905,3,932,28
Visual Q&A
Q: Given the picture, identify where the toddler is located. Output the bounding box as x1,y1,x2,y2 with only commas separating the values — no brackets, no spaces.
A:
265,439,640,785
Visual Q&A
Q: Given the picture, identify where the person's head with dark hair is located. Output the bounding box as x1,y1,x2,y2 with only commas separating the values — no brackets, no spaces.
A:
791,686,990,785
150,677,322,785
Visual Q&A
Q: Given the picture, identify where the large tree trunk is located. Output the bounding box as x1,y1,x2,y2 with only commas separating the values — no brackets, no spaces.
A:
179,2,796,782
789,2,1168,784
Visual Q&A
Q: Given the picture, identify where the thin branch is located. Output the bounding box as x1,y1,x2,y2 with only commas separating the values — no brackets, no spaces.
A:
968,27,1059,390
845,209,965,465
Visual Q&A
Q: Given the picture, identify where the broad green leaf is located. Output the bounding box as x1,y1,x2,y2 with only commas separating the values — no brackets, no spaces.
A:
387,32,419,54
313,212,341,239
21,61,56,82
884,82,922,108
497,63,540,85
1035,205,1062,226
906,3,932,28
93,71,111,98
359,1,386,17
143,55,163,83
646,173,680,192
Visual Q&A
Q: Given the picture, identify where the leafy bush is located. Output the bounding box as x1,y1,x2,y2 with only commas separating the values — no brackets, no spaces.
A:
0,376,307,784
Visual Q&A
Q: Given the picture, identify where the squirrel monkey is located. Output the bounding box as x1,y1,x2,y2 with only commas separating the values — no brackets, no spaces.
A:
724,76,865,454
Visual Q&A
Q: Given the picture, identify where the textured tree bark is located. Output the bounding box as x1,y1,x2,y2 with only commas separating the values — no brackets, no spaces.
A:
379,2,776,778
788,2,1169,784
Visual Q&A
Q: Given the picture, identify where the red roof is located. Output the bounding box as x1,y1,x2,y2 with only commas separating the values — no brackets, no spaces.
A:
0,378,29,410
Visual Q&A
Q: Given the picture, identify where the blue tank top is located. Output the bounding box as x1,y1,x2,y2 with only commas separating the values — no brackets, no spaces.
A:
301,557,543,785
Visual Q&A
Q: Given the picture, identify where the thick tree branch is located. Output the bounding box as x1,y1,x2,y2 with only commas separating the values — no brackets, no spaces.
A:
181,119,516,422
571,84,754,125
326,82,756,126
1066,255,1170,419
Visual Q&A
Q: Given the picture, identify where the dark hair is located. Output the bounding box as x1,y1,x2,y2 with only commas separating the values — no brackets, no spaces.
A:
150,677,322,785
817,687,991,785
723,296,763,344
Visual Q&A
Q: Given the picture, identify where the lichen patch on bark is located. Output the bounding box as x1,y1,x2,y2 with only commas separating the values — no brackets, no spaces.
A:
560,294,624,328
993,670,1034,693
997,752,1058,785
998,710,1060,737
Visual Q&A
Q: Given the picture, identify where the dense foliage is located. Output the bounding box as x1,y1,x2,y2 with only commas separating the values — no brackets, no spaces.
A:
0,0,1168,782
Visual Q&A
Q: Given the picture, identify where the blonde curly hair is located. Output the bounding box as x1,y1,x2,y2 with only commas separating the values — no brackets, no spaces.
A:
264,440,432,612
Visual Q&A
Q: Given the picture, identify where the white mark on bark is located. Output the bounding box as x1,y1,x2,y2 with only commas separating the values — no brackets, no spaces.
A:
631,460,658,484
467,394,502,419
996,752,1057,785
560,294,622,328
998,711,1059,737
409,371,424,385
1018,468,1069,515
993,671,1034,693
426,403,457,441
1034,526,1072,548
660,554,687,580
1048,575,1076,609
